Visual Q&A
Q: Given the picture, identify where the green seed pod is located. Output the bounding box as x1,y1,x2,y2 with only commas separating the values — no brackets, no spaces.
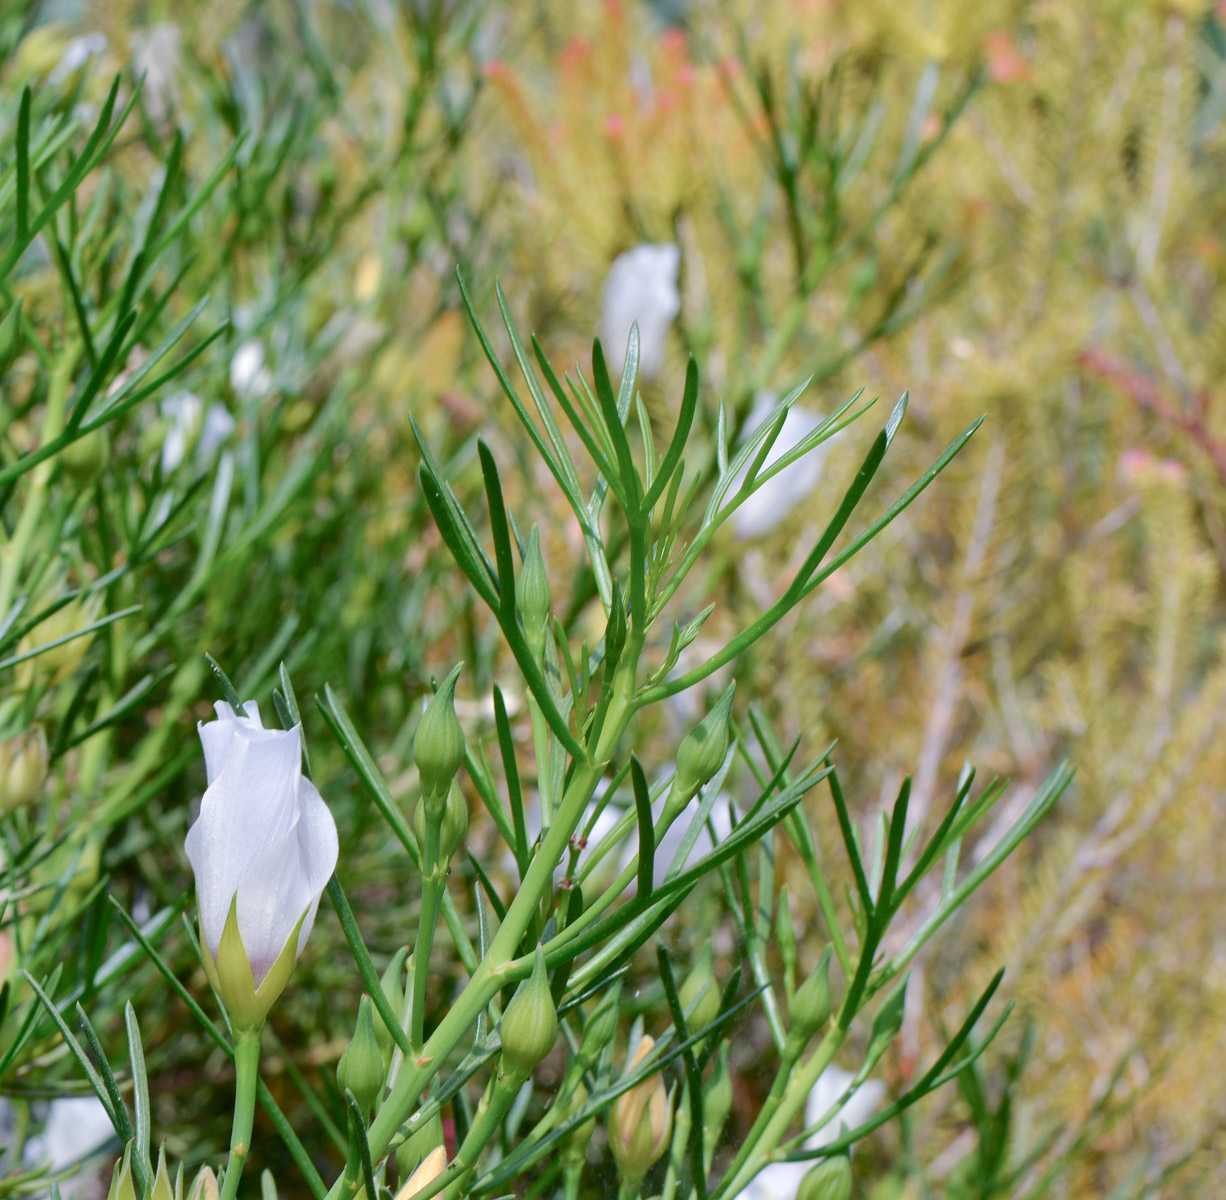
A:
516,526,552,645
788,947,833,1049
0,725,48,814
797,1155,853,1200
440,780,469,862
374,947,408,1062
576,978,621,1073
673,681,735,800
499,945,558,1080
608,1036,672,1184
678,945,720,1035
337,994,386,1116
413,664,466,803
395,1110,444,1182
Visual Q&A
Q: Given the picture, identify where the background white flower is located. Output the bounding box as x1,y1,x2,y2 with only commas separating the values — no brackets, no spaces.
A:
185,701,337,985
601,243,681,382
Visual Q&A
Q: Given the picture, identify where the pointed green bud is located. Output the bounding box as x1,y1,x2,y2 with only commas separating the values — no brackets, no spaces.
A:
395,1110,444,1182
374,947,408,1062
788,947,833,1050
604,580,627,673
499,945,558,1080
150,1147,175,1200
576,978,621,1073
187,1166,220,1200
559,1081,596,1170
798,1155,852,1200
516,526,552,644
673,681,735,799
441,780,469,861
701,1044,732,1143
776,885,798,1001
414,664,465,803
337,994,386,1116
0,725,48,813
867,975,907,1062
678,946,720,1035
106,1144,137,1200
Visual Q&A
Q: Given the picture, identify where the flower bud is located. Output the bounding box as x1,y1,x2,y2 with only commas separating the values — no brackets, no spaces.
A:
105,1144,137,1200
16,590,101,690
499,945,558,1080
414,665,466,803
559,1082,596,1172
60,425,110,487
798,1155,852,1200
516,526,552,645
396,1110,444,1183
0,725,48,813
788,947,832,1050
396,1144,446,1200
673,681,735,800
575,979,621,1073
188,1167,220,1200
604,580,627,673
337,994,386,1116
609,1036,672,1184
678,946,720,1035
417,781,469,866
374,947,408,1062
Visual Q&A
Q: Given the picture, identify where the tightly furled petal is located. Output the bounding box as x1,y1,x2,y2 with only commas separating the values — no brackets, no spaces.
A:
185,699,338,1019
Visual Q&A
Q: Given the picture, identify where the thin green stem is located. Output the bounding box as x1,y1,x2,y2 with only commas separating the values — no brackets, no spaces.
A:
219,1028,262,1200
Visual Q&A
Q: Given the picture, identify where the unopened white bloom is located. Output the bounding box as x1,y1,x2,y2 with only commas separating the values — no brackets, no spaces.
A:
731,393,840,538
185,701,337,1027
733,1065,886,1200
230,339,272,399
601,243,681,381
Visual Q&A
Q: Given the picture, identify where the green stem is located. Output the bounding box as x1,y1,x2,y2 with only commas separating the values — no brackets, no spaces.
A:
411,818,444,1052
220,1028,262,1200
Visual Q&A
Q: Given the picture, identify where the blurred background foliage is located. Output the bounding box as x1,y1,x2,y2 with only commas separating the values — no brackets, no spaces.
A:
1,0,1224,1196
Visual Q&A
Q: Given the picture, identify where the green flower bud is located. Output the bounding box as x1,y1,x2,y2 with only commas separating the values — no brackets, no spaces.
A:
187,1166,220,1200
106,1144,137,1200
337,994,386,1116
150,1147,175,1200
0,725,48,813
559,1081,596,1171
788,947,833,1049
414,780,469,868
798,1156,853,1200
516,526,552,645
679,946,721,1035
16,589,102,690
374,947,408,1062
701,1044,732,1146
413,664,466,803
609,1036,672,1184
576,978,621,1073
499,945,558,1080
60,425,110,487
673,681,735,800
395,1110,444,1182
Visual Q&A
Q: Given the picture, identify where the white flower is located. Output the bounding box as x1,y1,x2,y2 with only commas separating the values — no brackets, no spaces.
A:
161,392,235,473
22,1095,115,1174
129,23,181,121
185,701,337,1028
601,243,681,381
51,33,107,83
230,339,272,399
731,393,840,539
733,1065,886,1200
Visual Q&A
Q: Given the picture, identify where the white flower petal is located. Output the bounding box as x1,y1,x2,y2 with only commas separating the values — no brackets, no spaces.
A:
733,1160,810,1200
804,1064,887,1148
601,243,681,381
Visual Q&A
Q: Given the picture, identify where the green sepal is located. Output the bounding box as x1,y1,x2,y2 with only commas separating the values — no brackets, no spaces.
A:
106,1143,137,1200
150,1145,174,1200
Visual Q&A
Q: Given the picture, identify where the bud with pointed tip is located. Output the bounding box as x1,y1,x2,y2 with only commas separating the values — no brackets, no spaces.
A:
188,1166,220,1200
337,994,386,1116
609,1036,672,1184
15,589,102,690
0,725,48,813
678,946,720,1035
415,780,469,865
701,1044,732,1147
499,945,558,1080
673,681,735,801
105,1144,137,1200
604,580,627,674
788,947,833,1051
516,526,552,647
798,1155,853,1200
414,665,466,804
